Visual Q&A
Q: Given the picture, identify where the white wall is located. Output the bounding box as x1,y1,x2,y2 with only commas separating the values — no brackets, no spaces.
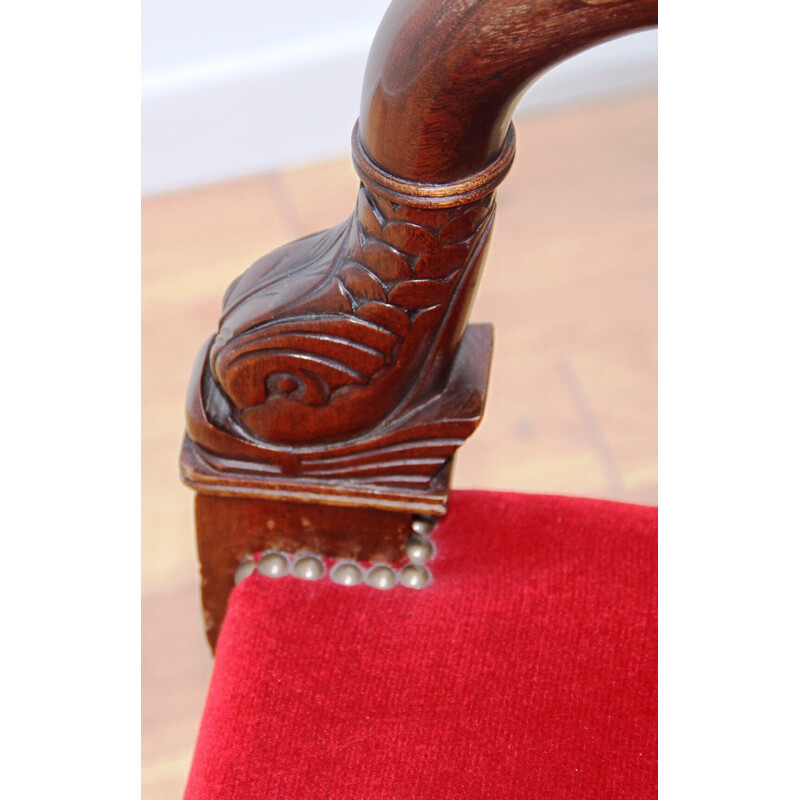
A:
142,1,657,195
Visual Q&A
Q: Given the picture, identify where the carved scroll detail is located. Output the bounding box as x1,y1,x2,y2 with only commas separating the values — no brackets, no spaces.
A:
183,321,491,508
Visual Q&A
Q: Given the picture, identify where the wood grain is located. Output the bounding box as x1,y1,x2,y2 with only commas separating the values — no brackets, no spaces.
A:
142,92,656,798
360,0,656,180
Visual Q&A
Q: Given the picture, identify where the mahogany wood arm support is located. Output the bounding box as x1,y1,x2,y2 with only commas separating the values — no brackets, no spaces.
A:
180,0,657,649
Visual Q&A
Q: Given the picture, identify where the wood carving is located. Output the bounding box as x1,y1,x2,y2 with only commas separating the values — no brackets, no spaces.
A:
207,185,497,445
182,151,509,507
180,0,657,649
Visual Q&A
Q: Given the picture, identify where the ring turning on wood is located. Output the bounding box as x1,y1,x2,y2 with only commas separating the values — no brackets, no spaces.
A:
352,123,517,209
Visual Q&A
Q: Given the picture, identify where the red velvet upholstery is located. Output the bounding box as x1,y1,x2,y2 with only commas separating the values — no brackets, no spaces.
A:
185,490,657,799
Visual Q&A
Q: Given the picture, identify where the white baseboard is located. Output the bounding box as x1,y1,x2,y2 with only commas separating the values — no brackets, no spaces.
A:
142,29,656,196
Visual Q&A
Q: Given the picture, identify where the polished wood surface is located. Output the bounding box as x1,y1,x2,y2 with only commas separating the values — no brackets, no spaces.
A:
360,0,656,180
143,91,656,798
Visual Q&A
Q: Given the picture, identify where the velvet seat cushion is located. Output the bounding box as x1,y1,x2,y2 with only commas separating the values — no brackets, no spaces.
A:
184,489,657,799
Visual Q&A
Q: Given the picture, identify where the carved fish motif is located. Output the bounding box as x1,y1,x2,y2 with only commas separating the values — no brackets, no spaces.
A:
206,184,495,445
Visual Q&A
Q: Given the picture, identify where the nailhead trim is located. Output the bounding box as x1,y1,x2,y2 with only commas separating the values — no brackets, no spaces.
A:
234,515,438,590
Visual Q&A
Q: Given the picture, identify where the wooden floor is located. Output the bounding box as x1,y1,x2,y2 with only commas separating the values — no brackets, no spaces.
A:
142,91,656,798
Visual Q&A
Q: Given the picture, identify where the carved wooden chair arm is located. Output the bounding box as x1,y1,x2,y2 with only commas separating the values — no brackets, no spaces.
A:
180,0,657,649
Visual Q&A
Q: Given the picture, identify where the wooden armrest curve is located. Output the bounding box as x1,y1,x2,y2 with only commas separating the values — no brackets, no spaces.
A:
360,0,657,183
